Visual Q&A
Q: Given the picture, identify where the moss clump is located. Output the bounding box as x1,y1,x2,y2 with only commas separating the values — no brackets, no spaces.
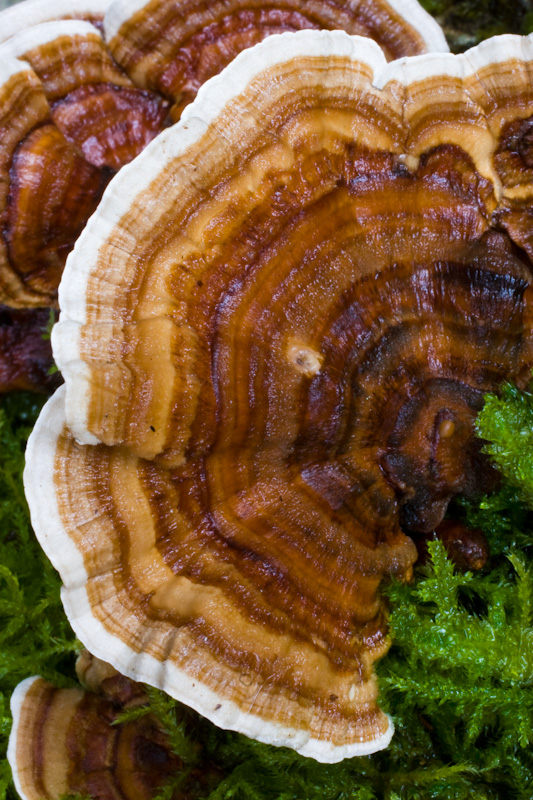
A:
419,0,533,51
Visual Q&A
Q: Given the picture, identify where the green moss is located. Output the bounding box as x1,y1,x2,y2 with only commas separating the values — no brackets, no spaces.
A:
419,0,532,50
476,382,533,508
0,393,78,800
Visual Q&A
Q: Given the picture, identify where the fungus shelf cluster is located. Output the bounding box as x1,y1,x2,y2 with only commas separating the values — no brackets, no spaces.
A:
3,0,533,798
0,0,446,394
0,0,445,308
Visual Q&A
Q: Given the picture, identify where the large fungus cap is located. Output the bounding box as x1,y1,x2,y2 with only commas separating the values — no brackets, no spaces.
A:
105,0,448,120
27,31,533,761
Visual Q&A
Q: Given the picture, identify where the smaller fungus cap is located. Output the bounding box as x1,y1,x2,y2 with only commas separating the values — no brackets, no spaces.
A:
8,670,184,800
0,0,111,45
0,20,169,170
27,30,533,762
104,0,448,120
0,20,169,307
0,57,105,306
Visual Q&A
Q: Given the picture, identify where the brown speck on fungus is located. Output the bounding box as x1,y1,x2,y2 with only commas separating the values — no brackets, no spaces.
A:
24,31,533,761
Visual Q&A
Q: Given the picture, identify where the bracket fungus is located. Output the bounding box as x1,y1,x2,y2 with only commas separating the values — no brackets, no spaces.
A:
0,56,105,307
104,0,448,121
0,0,445,312
8,654,195,800
24,30,533,762
0,20,169,308
0,20,171,171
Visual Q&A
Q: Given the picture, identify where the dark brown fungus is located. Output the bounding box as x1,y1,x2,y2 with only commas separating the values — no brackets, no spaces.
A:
436,520,490,572
0,306,59,393
414,521,490,571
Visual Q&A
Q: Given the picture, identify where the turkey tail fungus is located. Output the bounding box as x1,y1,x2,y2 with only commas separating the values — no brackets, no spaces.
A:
0,0,446,309
23,30,533,761
0,0,447,393
0,23,169,308
7,653,207,800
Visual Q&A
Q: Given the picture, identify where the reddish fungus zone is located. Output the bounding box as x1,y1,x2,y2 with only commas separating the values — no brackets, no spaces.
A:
0,306,59,393
49,84,170,170
60,132,533,716
5,93,168,294
117,1,426,118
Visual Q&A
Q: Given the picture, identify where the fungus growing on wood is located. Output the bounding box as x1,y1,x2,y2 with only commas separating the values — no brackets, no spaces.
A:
104,0,448,120
26,30,533,761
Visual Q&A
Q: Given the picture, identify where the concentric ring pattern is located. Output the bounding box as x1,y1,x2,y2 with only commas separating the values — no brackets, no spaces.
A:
23,31,533,761
0,0,446,308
